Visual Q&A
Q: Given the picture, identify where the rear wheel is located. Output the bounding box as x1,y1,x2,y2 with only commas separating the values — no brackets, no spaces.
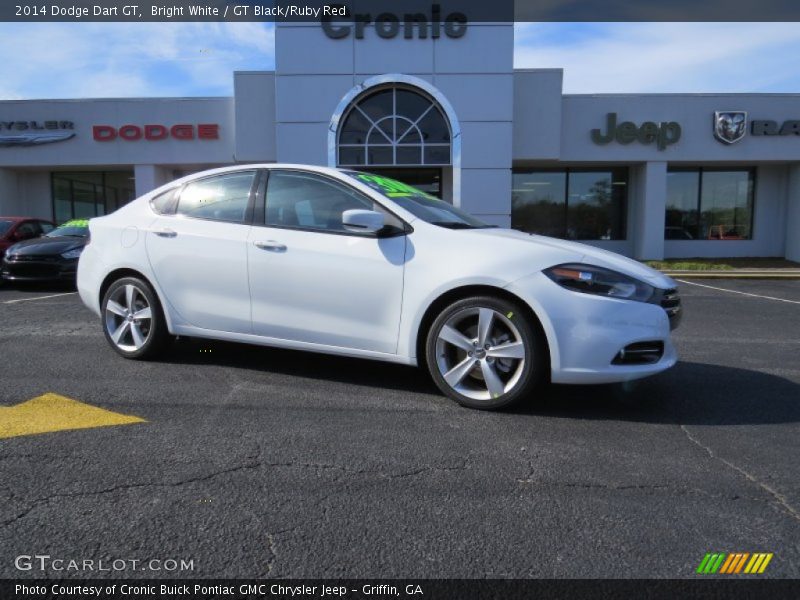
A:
102,276,168,360
425,296,546,410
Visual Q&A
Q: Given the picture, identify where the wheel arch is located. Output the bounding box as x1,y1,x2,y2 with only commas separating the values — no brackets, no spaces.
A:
414,284,552,380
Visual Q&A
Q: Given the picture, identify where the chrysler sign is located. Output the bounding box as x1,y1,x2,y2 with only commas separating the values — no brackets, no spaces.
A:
0,120,75,147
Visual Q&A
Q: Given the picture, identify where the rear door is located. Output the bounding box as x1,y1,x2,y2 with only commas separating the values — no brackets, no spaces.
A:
145,170,258,333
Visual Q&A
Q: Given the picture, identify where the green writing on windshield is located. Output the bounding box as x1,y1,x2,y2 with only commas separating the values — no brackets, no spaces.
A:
356,173,438,200
62,219,89,228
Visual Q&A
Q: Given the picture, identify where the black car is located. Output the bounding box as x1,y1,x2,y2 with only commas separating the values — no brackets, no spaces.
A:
1,219,90,282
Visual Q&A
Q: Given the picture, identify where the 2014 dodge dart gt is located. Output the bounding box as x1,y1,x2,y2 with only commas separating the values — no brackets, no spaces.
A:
77,164,681,410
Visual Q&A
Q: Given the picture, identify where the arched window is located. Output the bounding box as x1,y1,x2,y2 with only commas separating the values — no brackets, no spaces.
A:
337,85,451,167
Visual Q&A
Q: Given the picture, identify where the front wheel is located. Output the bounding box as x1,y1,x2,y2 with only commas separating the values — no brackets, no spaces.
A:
425,296,546,410
101,276,168,360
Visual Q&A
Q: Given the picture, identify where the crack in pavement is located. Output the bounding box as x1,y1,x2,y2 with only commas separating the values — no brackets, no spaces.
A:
265,533,277,577
0,459,265,530
680,424,800,524
0,459,470,530
517,479,671,490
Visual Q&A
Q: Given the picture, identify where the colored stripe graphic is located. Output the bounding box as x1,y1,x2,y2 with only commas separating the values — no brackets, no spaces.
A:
700,552,774,574
734,553,750,573
758,554,773,573
745,554,761,573
719,554,736,574
697,553,713,574
704,554,725,573
721,553,737,573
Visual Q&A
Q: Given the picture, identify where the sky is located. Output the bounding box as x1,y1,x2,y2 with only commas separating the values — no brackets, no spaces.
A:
1,22,800,99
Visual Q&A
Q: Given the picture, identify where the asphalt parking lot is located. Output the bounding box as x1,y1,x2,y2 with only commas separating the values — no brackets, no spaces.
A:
1,278,799,579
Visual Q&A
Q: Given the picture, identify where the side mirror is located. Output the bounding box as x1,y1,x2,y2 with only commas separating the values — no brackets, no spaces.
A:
342,209,385,234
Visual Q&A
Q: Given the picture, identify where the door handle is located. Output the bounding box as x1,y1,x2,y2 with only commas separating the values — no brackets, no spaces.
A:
253,240,287,252
152,228,177,238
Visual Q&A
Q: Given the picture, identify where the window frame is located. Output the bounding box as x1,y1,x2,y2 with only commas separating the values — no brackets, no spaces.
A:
666,166,756,241
511,167,629,241
255,168,412,238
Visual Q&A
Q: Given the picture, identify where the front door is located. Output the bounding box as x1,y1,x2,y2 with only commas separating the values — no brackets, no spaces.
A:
248,169,407,354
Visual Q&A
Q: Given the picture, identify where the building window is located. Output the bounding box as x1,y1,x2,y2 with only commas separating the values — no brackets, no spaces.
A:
338,85,451,167
51,171,135,224
512,168,628,241
666,168,754,240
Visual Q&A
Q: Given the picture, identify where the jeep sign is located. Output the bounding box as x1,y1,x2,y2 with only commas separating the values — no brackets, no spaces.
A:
591,113,681,150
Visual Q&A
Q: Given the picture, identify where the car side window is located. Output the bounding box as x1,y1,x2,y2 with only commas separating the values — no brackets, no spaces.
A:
15,222,39,239
176,171,256,223
38,221,55,234
150,188,179,215
265,170,403,234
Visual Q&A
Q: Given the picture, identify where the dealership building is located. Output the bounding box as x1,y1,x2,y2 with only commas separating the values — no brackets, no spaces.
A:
1,20,800,261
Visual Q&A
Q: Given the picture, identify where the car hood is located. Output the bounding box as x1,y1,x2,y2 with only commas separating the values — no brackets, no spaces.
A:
6,236,87,256
468,228,677,289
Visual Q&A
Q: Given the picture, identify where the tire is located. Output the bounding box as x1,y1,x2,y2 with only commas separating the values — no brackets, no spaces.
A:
101,276,169,360
425,296,546,410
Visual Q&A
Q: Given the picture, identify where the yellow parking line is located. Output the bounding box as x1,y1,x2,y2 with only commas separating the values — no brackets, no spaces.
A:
0,393,145,439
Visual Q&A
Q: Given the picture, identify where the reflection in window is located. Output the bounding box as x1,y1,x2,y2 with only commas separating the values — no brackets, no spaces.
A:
265,170,404,234
666,168,754,240
51,171,135,224
338,85,451,167
177,171,255,223
512,169,628,241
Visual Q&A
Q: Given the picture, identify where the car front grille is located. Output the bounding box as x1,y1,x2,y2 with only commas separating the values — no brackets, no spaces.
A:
2,255,62,278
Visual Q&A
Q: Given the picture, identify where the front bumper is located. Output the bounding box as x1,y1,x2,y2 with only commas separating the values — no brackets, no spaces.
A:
506,271,679,385
1,256,78,281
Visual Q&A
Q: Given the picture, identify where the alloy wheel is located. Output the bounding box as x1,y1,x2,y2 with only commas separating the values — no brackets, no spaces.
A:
434,307,527,401
104,283,153,352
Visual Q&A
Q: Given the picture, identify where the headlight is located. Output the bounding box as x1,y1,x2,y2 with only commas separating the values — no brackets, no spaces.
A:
543,263,655,302
61,248,84,260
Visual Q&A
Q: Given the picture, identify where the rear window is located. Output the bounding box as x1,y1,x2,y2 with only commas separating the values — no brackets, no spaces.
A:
0,220,13,236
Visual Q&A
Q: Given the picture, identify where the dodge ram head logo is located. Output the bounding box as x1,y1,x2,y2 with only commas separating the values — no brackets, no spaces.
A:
714,111,747,144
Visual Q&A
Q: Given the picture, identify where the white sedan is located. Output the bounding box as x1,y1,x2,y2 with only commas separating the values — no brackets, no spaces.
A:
78,164,681,410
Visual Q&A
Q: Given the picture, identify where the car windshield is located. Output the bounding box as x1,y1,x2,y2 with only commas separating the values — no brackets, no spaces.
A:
0,220,13,236
47,219,89,238
346,171,492,229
